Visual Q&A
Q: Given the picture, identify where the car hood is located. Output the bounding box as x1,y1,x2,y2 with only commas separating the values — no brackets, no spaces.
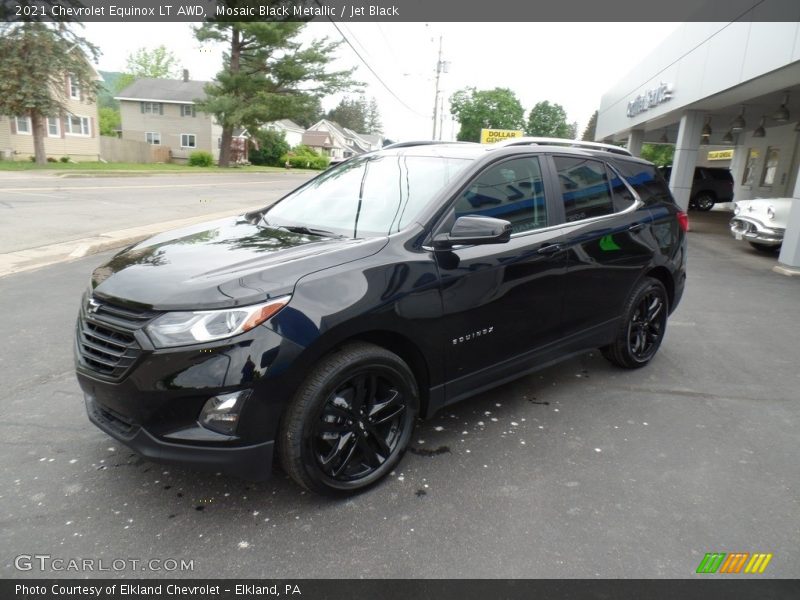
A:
91,216,387,310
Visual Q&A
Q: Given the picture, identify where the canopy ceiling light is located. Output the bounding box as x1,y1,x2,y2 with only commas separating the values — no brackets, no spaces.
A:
722,129,734,144
753,116,766,138
731,106,747,132
773,92,790,122
701,116,712,137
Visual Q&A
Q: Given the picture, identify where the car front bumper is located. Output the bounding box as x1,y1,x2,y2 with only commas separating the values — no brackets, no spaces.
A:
85,393,274,480
729,217,784,246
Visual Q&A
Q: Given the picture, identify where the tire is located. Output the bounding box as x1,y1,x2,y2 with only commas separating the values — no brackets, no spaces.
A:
692,193,715,211
748,241,780,253
601,277,669,369
278,342,418,495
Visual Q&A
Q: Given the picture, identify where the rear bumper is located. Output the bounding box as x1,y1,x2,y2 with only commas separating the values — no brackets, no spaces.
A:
85,393,274,481
730,217,784,246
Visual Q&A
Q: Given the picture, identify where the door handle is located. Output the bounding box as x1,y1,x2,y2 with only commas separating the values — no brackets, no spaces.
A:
628,223,646,233
537,243,562,255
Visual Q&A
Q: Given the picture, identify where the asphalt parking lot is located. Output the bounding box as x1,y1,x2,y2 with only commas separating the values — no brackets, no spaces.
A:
1,207,798,579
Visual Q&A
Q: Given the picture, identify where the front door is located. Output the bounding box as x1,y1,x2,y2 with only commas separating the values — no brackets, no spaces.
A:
433,155,568,401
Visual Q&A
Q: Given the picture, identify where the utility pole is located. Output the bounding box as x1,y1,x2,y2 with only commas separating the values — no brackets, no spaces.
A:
431,34,443,140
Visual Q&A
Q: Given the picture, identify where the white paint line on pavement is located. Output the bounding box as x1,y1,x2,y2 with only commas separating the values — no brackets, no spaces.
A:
0,179,291,193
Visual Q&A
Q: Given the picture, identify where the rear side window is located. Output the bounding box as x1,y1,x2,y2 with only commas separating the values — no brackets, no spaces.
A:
553,156,614,222
454,156,548,234
614,161,672,206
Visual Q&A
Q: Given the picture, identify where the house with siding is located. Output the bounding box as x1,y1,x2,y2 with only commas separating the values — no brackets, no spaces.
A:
115,71,247,163
0,73,100,161
263,119,305,148
304,119,382,159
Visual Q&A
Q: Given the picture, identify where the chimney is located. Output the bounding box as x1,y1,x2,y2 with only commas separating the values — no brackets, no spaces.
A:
182,69,189,82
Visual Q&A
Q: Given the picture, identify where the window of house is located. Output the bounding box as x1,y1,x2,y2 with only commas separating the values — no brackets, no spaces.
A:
454,157,548,234
760,147,779,187
145,132,161,145
553,156,614,222
180,134,196,148
68,74,80,99
47,117,60,137
14,116,32,134
141,102,163,115
65,114,90,136
180,104,196,117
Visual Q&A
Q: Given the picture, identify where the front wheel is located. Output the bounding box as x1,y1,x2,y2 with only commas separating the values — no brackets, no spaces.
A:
692,193,715,211
278,342,418,495
602,277,669,369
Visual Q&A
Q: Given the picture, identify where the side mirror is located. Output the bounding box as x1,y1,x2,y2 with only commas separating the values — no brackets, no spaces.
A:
432,215,512,249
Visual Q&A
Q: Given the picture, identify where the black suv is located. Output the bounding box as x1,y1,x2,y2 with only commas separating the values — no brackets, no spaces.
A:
75,138,687,494
660,165,734,211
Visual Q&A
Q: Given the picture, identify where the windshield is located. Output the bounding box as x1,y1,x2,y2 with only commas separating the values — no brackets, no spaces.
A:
263,154,473,238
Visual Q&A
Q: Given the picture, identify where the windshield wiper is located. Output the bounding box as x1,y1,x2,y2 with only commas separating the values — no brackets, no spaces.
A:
261,219,345,239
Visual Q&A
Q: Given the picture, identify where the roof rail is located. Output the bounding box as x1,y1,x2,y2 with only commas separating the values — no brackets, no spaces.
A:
382,140,479,150
488,137,632,156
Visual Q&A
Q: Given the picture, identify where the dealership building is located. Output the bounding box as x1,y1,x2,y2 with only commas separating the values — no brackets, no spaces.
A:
595,20,800,272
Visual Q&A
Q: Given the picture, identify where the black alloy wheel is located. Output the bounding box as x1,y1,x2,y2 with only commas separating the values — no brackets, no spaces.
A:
279,343,417,494
602,277,669,369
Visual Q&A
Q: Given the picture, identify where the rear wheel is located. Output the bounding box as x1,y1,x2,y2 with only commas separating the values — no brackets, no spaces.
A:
602,277,669,369
748,241,780,253
692,193,715,211
279,342,417,495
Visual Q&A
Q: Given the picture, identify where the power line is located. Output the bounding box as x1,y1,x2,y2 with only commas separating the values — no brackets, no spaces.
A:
319,9,428,118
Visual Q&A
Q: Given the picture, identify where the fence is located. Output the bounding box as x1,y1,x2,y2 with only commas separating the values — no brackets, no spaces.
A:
100,137,171,163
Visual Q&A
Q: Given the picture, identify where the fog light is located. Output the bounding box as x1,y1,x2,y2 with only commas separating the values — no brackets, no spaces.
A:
198,390,250,436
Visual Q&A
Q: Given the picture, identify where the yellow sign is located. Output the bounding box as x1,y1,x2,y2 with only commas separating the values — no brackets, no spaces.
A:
708,149,734,161
480,129,524,144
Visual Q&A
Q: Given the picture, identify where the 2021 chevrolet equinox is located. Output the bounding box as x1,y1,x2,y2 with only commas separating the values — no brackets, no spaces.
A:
75,138,687,494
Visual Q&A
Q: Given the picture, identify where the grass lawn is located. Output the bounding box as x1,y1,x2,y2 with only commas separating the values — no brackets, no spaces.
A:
0,161,315,175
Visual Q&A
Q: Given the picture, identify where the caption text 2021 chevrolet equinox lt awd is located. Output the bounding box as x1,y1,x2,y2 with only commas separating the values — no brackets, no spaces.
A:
75,138,687,495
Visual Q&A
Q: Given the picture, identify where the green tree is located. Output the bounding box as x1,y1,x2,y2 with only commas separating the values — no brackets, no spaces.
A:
366,97,382,134
114,45,182,94
449,87,525,142
194,18,357,167
640,143,674,166
0,23,100,164
290,95,324,129
98,107,121,136
326,96,368,132
249,129,290,166
525,101,571,138
582,110,598,141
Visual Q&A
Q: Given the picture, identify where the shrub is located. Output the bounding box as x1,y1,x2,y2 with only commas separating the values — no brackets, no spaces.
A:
60,156,70,163
188,151,214,167
280,146,330,170
249,129,290,167
47,157,57,163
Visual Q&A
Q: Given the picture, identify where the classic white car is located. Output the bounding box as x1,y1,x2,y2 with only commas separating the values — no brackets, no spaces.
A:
730,197,792,252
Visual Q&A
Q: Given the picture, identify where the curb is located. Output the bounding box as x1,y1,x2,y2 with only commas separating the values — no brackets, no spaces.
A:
0,204,265,279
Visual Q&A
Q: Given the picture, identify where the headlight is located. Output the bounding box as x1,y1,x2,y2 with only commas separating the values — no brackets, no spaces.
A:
767,206,775,220
733,204,740,215
145,295,290,348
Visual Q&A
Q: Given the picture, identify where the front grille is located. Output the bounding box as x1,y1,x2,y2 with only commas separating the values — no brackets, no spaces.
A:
76,297,157,380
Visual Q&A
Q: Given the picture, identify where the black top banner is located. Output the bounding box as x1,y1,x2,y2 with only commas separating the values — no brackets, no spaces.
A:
2,0,800,22
4,579,800,600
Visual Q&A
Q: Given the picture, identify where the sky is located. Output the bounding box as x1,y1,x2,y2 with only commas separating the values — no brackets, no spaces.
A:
81,21,680,141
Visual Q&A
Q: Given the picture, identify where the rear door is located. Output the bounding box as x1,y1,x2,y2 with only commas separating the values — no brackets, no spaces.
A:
433,155,568,399
548,153,655,337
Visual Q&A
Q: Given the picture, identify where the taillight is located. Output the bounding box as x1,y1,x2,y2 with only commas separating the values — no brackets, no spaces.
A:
677,211,689,232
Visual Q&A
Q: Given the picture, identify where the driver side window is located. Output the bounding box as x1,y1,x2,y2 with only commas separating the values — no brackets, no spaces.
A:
454,156,548,234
